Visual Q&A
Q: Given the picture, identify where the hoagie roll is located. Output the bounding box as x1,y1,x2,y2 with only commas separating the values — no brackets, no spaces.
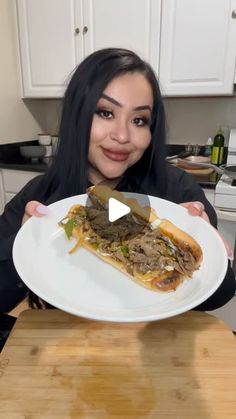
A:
59,186,202,292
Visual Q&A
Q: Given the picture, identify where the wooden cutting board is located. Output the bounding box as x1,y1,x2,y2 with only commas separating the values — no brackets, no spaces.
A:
0,310,236,418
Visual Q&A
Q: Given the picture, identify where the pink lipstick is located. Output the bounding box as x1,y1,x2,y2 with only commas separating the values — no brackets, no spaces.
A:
102,148,130,162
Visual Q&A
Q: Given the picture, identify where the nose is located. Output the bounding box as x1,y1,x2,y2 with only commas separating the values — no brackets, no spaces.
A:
111,119,130,144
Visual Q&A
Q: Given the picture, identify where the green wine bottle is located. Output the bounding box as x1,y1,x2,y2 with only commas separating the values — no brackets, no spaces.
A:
211,128,224,166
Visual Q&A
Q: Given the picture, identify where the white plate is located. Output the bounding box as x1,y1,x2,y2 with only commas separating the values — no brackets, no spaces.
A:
13,194,228,322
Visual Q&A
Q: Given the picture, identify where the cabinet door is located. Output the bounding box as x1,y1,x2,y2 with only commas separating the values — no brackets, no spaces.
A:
2,169,39,193
218,218,236,256
16,0,83,97
159,0,236,96
83,0,161,71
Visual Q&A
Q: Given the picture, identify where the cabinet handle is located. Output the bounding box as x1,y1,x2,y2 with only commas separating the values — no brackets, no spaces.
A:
83,26,88,34
74,28,80,35
232,9,236,18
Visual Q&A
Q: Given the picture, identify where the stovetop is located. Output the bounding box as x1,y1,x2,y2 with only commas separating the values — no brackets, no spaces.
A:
216,175,236,194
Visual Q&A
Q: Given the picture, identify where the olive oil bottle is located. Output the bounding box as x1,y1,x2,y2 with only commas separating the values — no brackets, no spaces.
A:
211,128,224,166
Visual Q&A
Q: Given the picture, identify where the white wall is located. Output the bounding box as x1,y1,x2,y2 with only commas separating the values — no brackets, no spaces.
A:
164,96,236,145
0,0,236,145
0,0,44,144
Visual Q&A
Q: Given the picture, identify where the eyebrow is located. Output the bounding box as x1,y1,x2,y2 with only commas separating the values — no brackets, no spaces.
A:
101,93,152,112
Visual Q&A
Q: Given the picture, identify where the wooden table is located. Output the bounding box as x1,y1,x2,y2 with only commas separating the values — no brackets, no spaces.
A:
0,310,235,418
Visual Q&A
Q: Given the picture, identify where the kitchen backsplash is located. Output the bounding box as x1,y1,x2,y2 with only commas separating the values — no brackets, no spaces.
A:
164,96,235,146
0,95,235,146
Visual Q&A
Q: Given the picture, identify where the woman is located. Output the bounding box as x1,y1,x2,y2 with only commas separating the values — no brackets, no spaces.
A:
0,48,235,316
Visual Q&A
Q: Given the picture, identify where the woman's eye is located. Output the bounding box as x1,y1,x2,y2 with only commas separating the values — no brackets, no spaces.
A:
95,109,113,119
133,117,150,127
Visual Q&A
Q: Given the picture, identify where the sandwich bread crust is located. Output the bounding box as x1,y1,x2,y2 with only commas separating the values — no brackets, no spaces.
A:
59,188,203,292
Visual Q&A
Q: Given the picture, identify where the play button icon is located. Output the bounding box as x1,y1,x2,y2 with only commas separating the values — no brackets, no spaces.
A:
85,183,151,241
108,197,130,222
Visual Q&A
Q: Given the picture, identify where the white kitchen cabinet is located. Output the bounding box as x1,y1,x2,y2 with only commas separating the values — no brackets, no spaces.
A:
207,210,236,333
0,169,40,214
216,210,236,263
16,0,161,98
204,188,236,262
159,0,236,96
16,0,82,98
203,188,236,332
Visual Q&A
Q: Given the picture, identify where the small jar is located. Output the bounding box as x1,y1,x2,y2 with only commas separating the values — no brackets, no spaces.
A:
38,134,51,146
192,144,200,156
204,137,213,157
185,143,193,153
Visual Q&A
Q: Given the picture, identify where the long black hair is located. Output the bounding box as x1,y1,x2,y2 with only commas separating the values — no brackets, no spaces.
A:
39,48,167,202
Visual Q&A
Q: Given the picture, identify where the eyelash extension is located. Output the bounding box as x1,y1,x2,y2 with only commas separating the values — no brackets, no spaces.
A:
95,109,113,118
141,117,150,125
95,109,151,126
133,116,151,127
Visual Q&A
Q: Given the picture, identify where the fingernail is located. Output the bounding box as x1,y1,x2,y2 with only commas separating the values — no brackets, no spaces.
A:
225,249,233,260
192,203,204,212
36,204,50,215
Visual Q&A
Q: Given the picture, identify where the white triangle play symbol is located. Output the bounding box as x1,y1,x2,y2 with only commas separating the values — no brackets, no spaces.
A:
108,197,131,222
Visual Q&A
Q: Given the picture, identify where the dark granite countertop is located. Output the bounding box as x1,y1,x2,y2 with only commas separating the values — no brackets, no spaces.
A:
166,144,223,189
0,161,50,172
0,141,223,189
0,141,51,173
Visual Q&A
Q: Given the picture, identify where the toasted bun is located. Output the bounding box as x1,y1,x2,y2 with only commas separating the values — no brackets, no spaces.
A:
81,238,184,292
158,219,202,268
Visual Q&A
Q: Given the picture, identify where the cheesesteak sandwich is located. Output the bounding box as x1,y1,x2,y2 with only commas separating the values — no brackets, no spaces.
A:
59,186,202,292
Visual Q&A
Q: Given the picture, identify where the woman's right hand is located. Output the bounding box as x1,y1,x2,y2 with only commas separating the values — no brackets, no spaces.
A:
22,201,50,225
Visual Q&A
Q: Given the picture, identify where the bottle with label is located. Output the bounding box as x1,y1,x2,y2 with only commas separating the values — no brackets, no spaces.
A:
211,128,224,166
204,137,213,157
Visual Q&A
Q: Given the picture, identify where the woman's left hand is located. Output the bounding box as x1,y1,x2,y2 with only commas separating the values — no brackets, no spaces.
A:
180,201,233,260
180,201,210,223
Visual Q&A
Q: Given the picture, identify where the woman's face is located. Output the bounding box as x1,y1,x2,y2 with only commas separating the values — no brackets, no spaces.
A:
88,72,153,181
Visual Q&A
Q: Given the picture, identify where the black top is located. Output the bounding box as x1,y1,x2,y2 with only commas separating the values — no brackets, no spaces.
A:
0,164,234,314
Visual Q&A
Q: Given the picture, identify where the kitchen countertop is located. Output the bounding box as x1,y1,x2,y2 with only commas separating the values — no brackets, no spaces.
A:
0,141,223,188
0,160,219,189
0,160,51,173
0,140,51,173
